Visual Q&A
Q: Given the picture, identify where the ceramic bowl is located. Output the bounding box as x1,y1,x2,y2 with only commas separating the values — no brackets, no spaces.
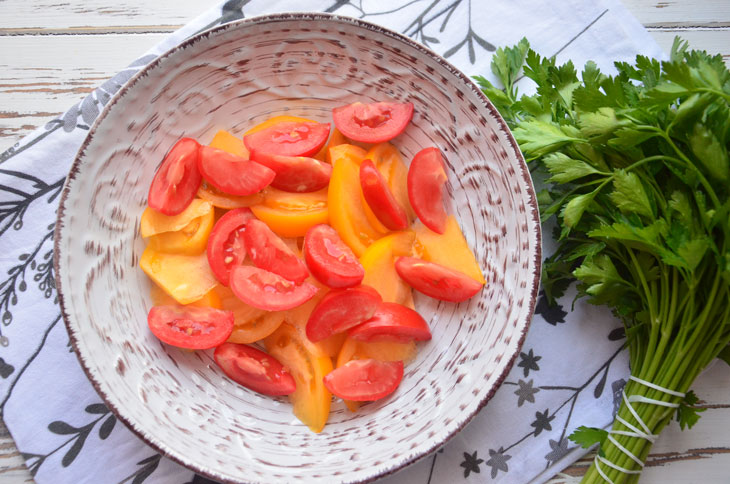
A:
55,13,541,484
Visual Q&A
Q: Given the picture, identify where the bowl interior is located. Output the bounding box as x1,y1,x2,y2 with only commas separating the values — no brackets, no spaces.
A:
56,14,540,484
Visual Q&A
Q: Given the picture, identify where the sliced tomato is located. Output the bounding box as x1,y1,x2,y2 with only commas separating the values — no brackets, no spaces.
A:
395,256,482,302
250,187,329,238
264,323,332,432
332,102,413,143
148,138,202,216
229,265,318,311
360,159,408,230
197,146,275,196
306,285,381,342
349,302,431,343
324,359,403,401
214,343,296,396
304,224,364,288
408,147,448,234
147,305,233,349
243,219,309,283
250,152,332,193
197,180,264,209
206,208,254,286
244,121,330,158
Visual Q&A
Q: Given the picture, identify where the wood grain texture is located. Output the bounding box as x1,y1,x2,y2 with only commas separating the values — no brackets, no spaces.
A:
0,1,728,483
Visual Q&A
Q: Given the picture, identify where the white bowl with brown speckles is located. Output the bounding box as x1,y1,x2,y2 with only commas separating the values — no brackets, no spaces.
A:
54,13,541,484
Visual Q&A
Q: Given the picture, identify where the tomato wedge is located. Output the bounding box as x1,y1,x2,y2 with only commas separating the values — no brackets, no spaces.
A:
214,343,296,396
360,159,408,230
147,305,234,349
148,138,202,216
197,146,275,196
304,224,364,288
349,302,431,343
332,102,413,143
243,219,309,283
250,152,332,193
229,265,318,311
395,256,483,302
206,208,254,286
244,121,331,158
408,147,448,234
306,285,381,342
324,359,403,401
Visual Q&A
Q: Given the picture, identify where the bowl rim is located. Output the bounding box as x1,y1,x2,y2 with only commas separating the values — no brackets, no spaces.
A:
54,11,542,484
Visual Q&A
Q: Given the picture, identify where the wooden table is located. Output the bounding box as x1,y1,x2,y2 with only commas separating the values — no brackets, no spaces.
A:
0,1,728,482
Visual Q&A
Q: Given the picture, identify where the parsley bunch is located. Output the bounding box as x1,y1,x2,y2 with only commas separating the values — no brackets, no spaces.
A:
477,38,729,483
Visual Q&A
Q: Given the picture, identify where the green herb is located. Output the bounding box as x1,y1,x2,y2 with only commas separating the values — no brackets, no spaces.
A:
478,37,730,484
568,426,608,452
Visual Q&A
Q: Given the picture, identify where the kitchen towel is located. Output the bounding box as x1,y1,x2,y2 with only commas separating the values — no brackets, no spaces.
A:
0,1,664,483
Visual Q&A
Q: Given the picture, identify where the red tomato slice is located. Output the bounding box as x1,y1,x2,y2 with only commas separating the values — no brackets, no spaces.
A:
243,219,309,283
244,121,331,158
229,265,318,311
360,159,408,230
349,302,431,343
250,152,332,193
147,305,234,349
306,286,381,342
197,146,275,196
304,224,364,288
323,359,403,401
148,138,202,215
407,147,448,234
214,342,296,396
332,102,413,143
395,256,482,302
206,208,254,286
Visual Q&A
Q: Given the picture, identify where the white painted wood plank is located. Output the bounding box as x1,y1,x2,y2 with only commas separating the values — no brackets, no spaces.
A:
0,0,203,29
0,0,729,31
0,33,167,151
648,28,730,64
622,0,730,27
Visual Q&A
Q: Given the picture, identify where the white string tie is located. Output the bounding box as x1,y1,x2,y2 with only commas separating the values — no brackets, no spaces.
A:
593,376,685,483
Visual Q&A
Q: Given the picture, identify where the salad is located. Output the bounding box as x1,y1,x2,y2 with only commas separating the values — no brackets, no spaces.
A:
139,101,486,432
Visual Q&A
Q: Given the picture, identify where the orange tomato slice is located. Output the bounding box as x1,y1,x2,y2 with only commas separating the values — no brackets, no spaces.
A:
336,337,417,411
360,231,415,304
413,216,486,284
209,129,249,158
366,143,415,223
264,323,333,433
250,187,328,238
215,287,286,344
140,247,218,304
328,144,386,256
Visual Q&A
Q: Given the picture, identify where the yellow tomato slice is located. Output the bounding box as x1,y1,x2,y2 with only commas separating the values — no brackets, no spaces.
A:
150,284,221,309
328,144,386,256
244,115,316,135
366,143,416,223
140,199,213,238
140,247,218,305
250,187,328,238
197,180,264,209
210,129,249,158
360,231,415,304
413,216,486,284
336,337,417,411
215,287,286,344
264,323,333,433
325,129,348,164
147,206,215,255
